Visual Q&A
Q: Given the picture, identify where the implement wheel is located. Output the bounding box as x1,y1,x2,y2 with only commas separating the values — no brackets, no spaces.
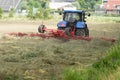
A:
38,25,45,33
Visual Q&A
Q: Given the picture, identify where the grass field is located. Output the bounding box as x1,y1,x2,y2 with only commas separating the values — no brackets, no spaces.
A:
0,16,120,80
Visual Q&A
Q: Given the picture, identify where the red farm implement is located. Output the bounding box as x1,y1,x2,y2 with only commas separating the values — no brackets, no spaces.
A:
7,10,116,43
8,26,116,43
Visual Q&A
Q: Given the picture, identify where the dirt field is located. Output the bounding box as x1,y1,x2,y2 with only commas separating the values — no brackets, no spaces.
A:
0,21,39,33
0,20,120,80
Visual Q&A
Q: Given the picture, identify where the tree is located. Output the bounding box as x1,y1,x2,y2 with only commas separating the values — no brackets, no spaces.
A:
72,1,81,10
26,0,51,19
77,0,102,10
20,0,28,10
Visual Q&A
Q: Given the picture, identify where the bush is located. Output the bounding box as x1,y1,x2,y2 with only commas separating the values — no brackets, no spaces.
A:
27,7,52,20
9,8,15,17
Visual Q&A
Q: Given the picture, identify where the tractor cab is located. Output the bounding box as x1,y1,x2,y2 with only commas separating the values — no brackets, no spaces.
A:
63,10,85,23
57,10,89,36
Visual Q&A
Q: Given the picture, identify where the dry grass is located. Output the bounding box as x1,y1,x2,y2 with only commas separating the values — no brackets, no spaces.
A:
0,36,113,80
88,23,120,39
0,16,120,80
106,67,120,80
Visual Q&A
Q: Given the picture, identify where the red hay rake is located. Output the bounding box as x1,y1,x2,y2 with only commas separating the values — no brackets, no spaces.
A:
8,27,116,43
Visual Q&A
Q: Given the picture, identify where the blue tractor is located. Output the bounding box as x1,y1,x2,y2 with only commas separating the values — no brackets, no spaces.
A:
57,10,90,36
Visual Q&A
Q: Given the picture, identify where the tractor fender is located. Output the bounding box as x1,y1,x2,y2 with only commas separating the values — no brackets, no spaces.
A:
57,20,67,28
76,22,85,28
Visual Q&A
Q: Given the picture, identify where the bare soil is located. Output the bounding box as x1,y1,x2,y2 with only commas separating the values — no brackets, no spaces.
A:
0,21,39,33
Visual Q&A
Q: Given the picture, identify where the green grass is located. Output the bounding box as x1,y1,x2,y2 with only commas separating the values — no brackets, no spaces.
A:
63,38,120,80
63,69,82,80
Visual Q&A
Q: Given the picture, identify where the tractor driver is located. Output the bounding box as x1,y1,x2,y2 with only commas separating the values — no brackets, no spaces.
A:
68,13,81,23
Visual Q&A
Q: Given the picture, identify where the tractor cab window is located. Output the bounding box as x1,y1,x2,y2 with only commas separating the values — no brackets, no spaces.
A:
64,13,81,22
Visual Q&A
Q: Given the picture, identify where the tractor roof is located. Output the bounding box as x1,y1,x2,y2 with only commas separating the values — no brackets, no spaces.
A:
63,10,83,13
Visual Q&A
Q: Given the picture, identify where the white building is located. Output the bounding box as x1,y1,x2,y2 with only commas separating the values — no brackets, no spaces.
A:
49,2,76,10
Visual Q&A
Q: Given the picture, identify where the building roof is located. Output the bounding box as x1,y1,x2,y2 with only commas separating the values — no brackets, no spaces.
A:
103,0,120,10
0,0,21,12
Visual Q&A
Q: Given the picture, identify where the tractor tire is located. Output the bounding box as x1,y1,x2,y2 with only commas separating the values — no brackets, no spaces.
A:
76,29,85,36
65,28,71,36
38,25,45,33
58,27,64,30
84,24,89,36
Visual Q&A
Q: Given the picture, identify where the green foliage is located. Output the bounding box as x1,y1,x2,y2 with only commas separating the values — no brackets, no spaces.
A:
35,7,52,19
27,0,40,8
77,0,102,10
20,0,28,10
64,69,81,80
63,39,120,80
72,1,80,10
27,7,52,19
0,7,3,18
26,0,51,19
26,7,34,19
9,8,15,17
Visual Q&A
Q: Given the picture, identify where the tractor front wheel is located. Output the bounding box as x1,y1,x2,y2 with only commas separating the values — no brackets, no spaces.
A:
38,25,45,33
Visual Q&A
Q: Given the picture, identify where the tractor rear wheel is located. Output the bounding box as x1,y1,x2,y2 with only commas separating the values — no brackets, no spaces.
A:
84,24,89,36
38,25,45,33
76,24,89,37
58,27,64,30
75,29,85,36
65,28,71,36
